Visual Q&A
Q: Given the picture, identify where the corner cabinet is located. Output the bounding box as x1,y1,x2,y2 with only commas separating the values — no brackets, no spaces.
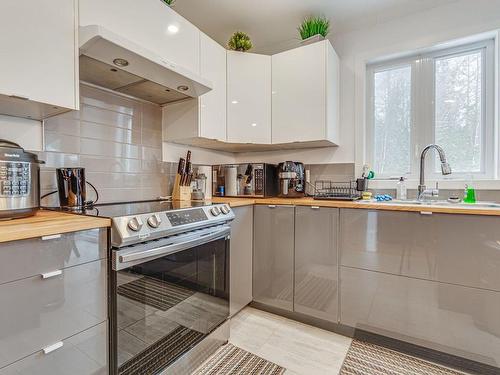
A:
227,51,272,144
0,0,78,120
272,40,340,146
163,33,226,144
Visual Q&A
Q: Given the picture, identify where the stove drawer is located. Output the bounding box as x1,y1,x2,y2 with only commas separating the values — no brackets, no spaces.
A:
0,259,107,369
0,228,106,285
0,322,107,375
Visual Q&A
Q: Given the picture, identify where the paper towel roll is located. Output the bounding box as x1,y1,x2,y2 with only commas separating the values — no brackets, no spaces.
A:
224,166,238,196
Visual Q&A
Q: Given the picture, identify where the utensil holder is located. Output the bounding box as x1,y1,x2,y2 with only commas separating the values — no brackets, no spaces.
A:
172,174,192,201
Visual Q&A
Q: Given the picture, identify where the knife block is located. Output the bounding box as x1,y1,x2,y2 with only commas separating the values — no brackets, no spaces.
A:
172,174,191,201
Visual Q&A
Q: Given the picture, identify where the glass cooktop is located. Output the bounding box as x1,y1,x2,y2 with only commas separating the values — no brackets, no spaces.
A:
46,200,213,218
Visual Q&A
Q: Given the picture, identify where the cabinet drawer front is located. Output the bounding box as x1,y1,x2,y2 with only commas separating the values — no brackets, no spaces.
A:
253,205,294,311
0,260,107,368
340,209,500,291
0,229,106,285
340,267,500,367
294,206,338,322
0,322,108,375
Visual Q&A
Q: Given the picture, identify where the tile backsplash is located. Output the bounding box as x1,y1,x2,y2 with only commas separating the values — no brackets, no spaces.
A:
39,85,176,206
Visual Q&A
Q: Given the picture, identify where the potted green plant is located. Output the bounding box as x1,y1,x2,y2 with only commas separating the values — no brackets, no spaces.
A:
227,31,253,52
298,16,330,45
162,0,175,6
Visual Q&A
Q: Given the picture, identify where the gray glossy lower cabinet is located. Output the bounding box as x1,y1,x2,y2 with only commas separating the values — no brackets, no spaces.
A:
340,209,500,291
294,206,338,322
0,229,107,285
0,259,107,369
253,205,295,311
0,322,108,375
340,266,500,367
230,206,253,316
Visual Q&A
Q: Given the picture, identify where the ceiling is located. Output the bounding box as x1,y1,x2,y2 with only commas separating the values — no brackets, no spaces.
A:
173,0,457,54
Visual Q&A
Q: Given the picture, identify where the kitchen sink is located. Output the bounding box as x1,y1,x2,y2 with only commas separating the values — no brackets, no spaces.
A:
370,199,500,209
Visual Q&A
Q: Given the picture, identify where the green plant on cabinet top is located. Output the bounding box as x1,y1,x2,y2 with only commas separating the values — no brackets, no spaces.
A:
298,15,330,40
227,31,253,52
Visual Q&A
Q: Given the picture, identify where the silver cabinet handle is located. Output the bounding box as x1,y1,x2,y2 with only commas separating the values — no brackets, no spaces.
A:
43,341,63,354
311,206,320,209
41,270,62,279
41,234,62,241
268,205,276,208
420,211,433,215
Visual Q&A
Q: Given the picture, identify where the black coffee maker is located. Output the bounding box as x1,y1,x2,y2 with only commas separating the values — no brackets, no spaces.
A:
278,161,305,198
56,168,98,209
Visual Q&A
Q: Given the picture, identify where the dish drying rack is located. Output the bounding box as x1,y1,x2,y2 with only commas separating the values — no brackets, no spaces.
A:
313,180,361,201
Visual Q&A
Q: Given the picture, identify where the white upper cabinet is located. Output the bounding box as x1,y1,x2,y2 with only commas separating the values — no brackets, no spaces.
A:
272,40,340,145
79,0,200,75
227,51,272,144
0,0,78,119
163,33,226,144
199,33,227,141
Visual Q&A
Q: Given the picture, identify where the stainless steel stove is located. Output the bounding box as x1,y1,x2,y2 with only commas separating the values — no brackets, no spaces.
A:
87,200,234,375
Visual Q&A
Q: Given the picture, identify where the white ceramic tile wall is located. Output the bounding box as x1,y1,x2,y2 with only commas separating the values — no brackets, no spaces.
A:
39,85,174,206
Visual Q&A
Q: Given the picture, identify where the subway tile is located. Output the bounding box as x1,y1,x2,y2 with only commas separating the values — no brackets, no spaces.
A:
80,121,141,144
80,104,138,130
44,116,80,136
40,170,57,190
86,172,142,189
141,102,162,130
141,128,163,148
80,156,142,173
80,138,140,159
97,188,145,203
80,85,141,116
44,131,81,154
141,146,162,161
37,152,80,168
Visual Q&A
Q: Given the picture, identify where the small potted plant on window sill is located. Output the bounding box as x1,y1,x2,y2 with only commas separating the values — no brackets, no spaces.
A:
227,31,253,52
298,16,330,45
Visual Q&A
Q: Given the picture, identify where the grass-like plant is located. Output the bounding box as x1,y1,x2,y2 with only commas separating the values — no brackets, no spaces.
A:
298,16,330,40
162,0,175,6
227,31,253,52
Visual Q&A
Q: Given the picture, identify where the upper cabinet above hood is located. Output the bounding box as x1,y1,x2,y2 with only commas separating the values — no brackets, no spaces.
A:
79,25,213,104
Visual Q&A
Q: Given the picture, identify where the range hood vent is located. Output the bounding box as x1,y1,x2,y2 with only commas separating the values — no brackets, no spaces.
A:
79,25,212,104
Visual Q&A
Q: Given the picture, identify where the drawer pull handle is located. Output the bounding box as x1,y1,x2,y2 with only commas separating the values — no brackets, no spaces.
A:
268,205,276,208
311,206,320,209
420,211,433,215
41,270,62,279
43,341,63,355
41,234,62,241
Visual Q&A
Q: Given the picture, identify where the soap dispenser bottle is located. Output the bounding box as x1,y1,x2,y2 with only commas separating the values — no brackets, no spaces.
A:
396,177,407,200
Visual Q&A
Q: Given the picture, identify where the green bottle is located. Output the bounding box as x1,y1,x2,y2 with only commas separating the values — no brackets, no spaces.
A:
463,184,476,203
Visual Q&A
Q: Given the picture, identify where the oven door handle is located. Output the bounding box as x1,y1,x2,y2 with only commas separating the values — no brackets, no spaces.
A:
115,226,230,269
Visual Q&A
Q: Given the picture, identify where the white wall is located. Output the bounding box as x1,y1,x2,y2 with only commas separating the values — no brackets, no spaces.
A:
0,115,42,151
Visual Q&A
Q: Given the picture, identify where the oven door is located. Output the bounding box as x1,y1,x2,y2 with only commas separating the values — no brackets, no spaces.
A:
110,225,230,375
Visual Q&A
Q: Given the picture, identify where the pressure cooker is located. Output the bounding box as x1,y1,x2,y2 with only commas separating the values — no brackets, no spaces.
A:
0,139,44,219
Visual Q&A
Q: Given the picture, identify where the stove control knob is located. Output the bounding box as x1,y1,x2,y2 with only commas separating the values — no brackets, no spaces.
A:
210,207,220,216
147,213,162,228
220,205,230,215
127,217,144,232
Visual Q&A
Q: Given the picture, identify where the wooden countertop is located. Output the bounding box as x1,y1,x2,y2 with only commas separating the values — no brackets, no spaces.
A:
211,197,500,216
0,210,111,243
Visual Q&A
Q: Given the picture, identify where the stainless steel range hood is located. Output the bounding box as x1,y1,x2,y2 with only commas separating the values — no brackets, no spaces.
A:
79,25,212,104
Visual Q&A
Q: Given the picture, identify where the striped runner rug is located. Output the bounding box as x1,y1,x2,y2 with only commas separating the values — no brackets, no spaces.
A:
117,275,194,311
340,340,469,375
193,343,286,375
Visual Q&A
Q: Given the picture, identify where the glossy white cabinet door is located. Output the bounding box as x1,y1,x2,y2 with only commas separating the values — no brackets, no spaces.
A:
79,0,200,74
0,0,77,110
227,51,271,144
272,40,339,145
199,33,226,141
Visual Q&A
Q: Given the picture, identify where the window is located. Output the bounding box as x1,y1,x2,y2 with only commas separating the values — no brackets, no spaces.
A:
366,40,494,180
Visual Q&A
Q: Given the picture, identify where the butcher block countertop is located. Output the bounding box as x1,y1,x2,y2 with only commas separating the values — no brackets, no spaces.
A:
211,197,500,216
0,210,110,243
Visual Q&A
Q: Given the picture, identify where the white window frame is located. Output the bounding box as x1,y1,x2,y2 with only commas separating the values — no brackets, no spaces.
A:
366,39,495,181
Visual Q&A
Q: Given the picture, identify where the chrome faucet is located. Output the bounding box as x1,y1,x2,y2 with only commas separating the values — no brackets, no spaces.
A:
417,144,452,200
